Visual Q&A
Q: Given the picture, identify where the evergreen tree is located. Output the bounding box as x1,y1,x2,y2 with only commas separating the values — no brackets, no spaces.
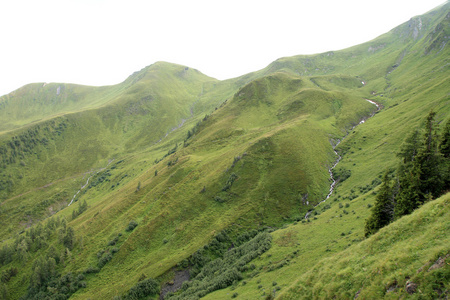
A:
63,227,75,250
0,244,13,266
0,282,8,300
439,120,450,190
365,172,395,237
415,111,443,199
365,113,449,236
440,120,450,158
395,129,422,218
395,164,421,217
395,112,444,218
79,199,88,214
16,239,29,263
397,129,421,164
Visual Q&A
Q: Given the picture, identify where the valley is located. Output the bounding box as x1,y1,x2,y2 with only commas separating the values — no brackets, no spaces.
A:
0,3,449,299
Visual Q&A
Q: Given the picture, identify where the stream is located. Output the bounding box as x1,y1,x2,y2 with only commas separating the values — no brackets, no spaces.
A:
67,159,114,207
304,99,381,219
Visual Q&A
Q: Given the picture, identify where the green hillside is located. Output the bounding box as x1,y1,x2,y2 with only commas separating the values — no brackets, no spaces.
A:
0,3,449,300
279,193,450,299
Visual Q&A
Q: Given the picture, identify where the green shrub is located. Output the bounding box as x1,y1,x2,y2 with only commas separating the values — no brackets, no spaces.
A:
123,277,159,300
126,221,138,232
98,253,113,268
333,167,351,182
166,232,272,300
222,173,238,191
83,266,100,274
214,196,226,203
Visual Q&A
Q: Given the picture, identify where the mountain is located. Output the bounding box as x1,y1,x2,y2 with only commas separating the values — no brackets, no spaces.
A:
0,3,449,300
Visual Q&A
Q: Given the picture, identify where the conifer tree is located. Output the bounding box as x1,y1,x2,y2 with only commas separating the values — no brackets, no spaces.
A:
0,282,8,300
397,129,421,164
415,111,443,199
364,114,448,236
395,130,422,217
440,120,450,158
365,172,395,237
395,165,421,217
439,120,450,190
395,111,443,218
63,226,75,250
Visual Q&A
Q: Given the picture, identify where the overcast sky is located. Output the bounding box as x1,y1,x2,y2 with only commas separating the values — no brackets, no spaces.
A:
0,0,446,96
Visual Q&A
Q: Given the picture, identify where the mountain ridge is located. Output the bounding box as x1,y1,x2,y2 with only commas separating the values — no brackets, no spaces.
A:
0,3,449,299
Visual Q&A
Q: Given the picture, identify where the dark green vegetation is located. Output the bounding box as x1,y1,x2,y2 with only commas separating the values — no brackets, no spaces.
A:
365,112,450,237
166,231,271,300
0,3,449,299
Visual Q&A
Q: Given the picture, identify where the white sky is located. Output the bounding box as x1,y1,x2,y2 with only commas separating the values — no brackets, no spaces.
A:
0,0,446,96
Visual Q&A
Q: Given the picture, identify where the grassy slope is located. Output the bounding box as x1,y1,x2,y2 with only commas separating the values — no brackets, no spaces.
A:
201,191,449,300
0,3,449,300
0,58,375,299
67,71,373,299
201,4,450,299
279,192,450,300
0,62,218,238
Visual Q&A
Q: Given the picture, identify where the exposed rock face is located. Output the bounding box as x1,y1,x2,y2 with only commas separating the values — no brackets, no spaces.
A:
405,281,418,294
386,281,397,293
412,17,423,40
159,268,190,299
428,254,450,272
394,16,426,41
367,43,386,53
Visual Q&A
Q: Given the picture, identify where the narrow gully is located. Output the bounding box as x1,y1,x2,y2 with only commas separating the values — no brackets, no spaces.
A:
304,99,381,219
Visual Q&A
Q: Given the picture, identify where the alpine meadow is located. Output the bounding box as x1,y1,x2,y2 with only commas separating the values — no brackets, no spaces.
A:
0,3,449,300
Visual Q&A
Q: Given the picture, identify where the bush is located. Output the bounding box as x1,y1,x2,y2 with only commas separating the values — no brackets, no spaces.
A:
1,267,18,283
126,221,138,232
123,278,159,300
333,167,351,182
98,253,113,268
166,232,272,300
83,266,100,274
214,196,226,203
222,173,238,191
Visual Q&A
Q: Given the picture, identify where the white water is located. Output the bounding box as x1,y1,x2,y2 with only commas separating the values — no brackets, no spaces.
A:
68,159,114,206
304,99,381,219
